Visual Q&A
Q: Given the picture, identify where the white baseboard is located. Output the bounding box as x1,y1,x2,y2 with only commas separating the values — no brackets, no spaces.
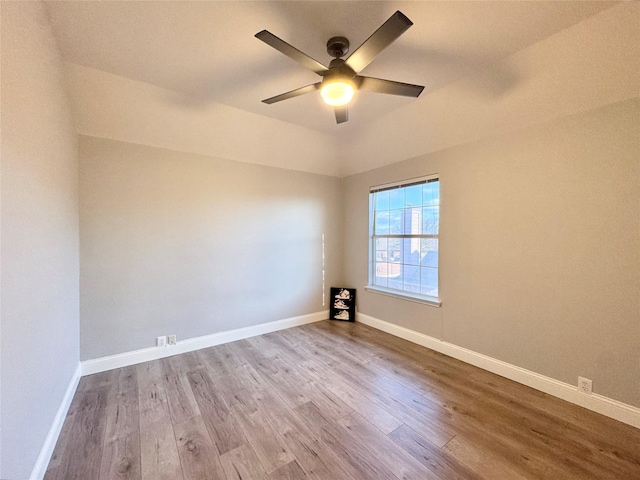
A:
30,363,82,480
356,312,640,429
81,310,328,376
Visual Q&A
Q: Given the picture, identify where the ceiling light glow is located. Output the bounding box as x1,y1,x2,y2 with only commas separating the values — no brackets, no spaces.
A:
320,79,355,107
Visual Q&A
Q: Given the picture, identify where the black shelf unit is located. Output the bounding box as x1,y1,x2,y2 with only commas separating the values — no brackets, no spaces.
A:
329,287,356,322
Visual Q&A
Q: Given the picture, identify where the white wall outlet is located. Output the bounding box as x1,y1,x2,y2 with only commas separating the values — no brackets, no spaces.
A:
156,335,167,347
168,334,177,345
578,376,593,394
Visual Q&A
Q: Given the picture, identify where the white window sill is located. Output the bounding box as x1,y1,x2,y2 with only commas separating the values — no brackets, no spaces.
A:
364,286,442,307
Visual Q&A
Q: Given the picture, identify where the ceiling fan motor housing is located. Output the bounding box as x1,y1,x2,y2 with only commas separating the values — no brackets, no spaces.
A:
325,58,356,79
326,36,350,58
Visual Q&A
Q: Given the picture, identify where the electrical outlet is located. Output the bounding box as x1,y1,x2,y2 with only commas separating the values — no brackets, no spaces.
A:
156,335,167,347
578,376,592,394
168,334,177,345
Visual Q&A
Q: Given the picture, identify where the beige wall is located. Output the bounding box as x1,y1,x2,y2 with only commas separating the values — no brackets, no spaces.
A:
79,136,343,360
342,98,639,407
1,2,80,478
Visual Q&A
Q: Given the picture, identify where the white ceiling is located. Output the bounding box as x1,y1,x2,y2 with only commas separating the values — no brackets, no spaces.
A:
44,1,637,176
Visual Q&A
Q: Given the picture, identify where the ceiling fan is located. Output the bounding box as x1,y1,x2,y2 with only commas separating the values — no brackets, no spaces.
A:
255,11,425,124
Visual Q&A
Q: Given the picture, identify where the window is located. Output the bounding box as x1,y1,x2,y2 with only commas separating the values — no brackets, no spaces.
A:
367,175,440,305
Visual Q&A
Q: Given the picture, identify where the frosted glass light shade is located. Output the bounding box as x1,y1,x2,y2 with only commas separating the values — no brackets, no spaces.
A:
320,80,355,106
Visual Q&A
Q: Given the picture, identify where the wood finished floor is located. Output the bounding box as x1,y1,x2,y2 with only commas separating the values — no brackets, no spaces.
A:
45,320,640,480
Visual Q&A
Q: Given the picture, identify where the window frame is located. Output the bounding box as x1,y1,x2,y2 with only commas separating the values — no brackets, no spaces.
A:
366,174,441,307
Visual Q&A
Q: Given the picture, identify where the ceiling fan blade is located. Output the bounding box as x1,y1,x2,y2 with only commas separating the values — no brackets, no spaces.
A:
357,76,424,97
255,30,328,75
334,107,348,124
262,83,321,104
345,11,413,73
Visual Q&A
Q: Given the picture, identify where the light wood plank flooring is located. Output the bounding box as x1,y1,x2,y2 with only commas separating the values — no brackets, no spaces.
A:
45,320,640,479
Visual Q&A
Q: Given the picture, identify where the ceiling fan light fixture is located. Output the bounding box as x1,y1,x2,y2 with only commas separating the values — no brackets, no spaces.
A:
320,77,355,107
256,11,424,123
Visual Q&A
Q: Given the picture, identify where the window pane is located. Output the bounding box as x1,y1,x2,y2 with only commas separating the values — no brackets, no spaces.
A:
374,211,389,235
403,238,420,266
375,190,389,211
374,262,388,287
422,206,439,235
389,188,404,209
421,267,438,297
388,209,404,234
404,265,420,293
402,207,421,234
388,238,402,264
404,185,422,207
423,182,439,205
420,238,438,268
375,238,388,262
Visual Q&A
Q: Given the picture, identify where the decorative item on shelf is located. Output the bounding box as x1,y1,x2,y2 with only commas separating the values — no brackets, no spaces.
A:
329,287,356,322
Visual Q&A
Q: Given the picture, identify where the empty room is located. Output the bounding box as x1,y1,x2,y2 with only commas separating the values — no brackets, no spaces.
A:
1,1,639,479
